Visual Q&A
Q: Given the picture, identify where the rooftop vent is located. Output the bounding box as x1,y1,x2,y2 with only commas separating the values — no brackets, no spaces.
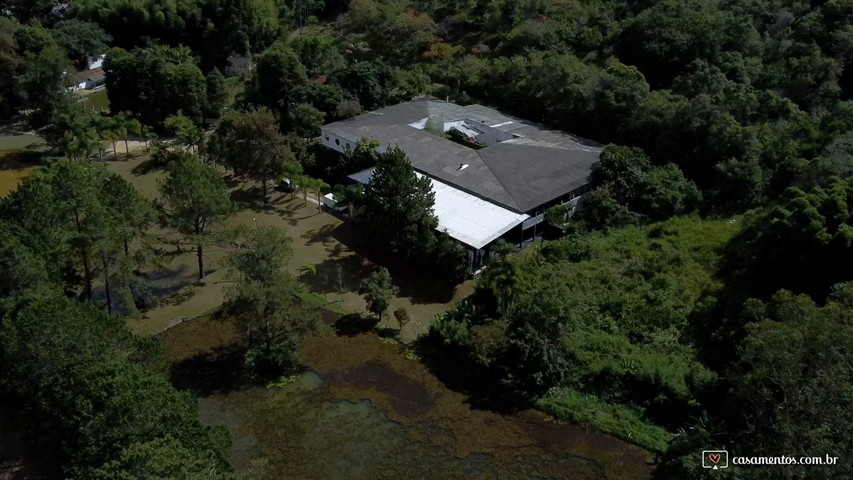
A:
458,163,469,171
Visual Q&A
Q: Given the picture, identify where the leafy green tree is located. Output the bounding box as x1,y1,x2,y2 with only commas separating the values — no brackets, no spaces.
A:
218,108,297,202
0,222,54,315
0,295,233,478
0,18,23,119
332,183,364,220
290,82,345,120
97,171,155,314
42,94,102,161
580,145,701,229
19,42,71,127
577,186,638,230
205,67,228,118
289,102,325,138
222,222,317,379
90,437,234,480
360,146,437,257
659,289,853,480
329,61,393,110
244,44,308,119
308,177,330,211
228,277,321,379
479,241,517,319
342,137,380,173
227,225,293,284
46,161,109,298
165,112,204,154
105,46,207,126
289,27,346,77
100,170,155,255
50,19,111,69
5,0,61,23
159,154,233,280
359,267,398,321
545,204,574,235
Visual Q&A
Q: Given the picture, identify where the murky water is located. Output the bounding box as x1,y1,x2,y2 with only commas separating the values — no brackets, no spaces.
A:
164,318,651,480
198,373,634,480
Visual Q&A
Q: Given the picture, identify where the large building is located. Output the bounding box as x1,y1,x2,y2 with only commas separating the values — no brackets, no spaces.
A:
321,97,602,270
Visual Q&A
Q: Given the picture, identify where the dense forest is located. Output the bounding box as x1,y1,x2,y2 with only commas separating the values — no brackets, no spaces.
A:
1,0,853,478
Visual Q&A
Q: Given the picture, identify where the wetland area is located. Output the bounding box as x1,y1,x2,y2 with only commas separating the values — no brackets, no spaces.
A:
1,141,653,480
161,315,653,480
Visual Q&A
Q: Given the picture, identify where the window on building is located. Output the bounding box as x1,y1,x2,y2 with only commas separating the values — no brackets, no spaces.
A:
325,136,329,141
335,138,340,146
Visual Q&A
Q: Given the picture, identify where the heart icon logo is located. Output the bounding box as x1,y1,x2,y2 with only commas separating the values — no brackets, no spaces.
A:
708,453,721,464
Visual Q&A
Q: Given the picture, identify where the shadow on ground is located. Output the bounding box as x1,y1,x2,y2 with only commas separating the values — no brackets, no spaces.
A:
298,255,368,296
170,343,249,396
333,313,379,336
131,156,167,175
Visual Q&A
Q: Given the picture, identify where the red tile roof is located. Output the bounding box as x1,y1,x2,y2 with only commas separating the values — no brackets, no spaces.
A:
76,67,105,82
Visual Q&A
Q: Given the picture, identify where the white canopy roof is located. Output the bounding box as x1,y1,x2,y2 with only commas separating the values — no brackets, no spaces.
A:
418,173,529,250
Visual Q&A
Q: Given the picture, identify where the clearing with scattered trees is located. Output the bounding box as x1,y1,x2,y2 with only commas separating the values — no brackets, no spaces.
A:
2,0,853,478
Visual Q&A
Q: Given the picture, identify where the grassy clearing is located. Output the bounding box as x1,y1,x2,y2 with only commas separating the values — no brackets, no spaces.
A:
0,132,48,197
109,154,471,338
295,291,351,315
82,89,110,112
0,134,43,152
537,387,672,453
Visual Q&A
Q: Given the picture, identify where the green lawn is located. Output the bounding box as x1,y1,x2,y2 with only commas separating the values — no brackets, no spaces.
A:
109,154,473,338
83,89,110,112
0,132,48,197
0,134,44,153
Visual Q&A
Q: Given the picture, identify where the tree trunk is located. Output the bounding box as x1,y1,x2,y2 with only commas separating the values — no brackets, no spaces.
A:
112,142,117,159
102,253,112,314
262,173,268,204
124,138,130,156
197,243,205,280
81,244,92,298
73,210,93,298
98,148,104,162
317,191,322,211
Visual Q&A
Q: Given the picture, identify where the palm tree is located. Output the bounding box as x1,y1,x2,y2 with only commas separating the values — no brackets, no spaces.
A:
102,130,119,159
333,183,364,220
114,124,128,158
314,179,330,212
298,175,311,206
142,125,157,149
117,114,142,156
77,128,101,162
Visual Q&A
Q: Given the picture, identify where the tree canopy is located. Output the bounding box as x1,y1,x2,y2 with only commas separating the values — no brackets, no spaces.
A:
158,153,233,279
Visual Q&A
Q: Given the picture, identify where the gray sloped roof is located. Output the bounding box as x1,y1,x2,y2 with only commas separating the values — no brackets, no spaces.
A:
323,98,601,213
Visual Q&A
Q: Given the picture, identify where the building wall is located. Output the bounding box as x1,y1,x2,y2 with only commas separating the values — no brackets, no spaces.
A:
320,130,357,154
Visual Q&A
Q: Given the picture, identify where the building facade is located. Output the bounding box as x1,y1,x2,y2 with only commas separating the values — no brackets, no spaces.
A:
322,98,602,271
